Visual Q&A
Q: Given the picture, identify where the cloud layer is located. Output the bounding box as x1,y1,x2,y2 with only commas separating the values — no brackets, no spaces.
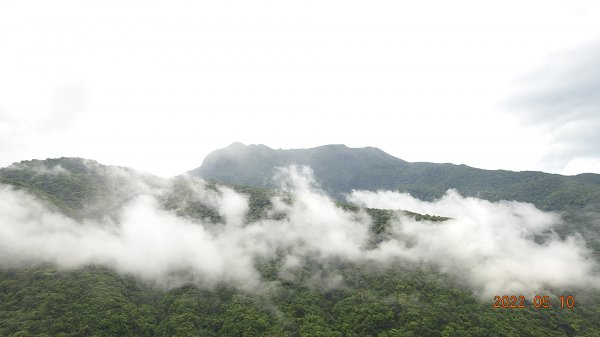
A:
349,189,599,297
507,42,600,174
2,1,600,176
1,166,598,297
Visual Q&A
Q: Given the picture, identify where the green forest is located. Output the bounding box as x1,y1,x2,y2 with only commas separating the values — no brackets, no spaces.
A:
1,157,600,336
3,263,600,337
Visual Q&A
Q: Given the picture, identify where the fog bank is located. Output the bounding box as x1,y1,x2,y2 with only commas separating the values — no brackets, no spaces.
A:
1,166,598,297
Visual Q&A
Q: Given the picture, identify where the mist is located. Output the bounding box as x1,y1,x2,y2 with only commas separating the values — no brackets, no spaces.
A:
1,165,598,298
349,189,600,297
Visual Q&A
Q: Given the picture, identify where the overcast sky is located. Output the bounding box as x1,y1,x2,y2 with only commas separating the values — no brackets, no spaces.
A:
1,0,599,177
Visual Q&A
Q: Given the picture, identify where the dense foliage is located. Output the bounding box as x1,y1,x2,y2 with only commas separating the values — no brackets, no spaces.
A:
1,157,600,336
193,143,600,259
2,263,600,337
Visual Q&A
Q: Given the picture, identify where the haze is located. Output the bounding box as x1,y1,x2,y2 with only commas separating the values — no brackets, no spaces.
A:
1,0,600,176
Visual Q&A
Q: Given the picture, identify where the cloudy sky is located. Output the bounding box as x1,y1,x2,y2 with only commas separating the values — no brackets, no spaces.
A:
1,0,599,177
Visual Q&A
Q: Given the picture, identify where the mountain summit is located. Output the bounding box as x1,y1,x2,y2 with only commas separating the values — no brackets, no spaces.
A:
191,143,600,212
191,143,407,197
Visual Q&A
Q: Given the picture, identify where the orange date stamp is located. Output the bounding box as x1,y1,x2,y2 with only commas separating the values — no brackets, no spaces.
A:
492,295,575,309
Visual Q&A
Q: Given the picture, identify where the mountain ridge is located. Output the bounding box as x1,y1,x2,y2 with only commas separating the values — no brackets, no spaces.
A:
191,142,600,213
2,153,600,336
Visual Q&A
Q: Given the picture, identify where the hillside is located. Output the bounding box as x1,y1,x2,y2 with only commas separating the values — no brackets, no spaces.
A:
1,157,600,336
192,143,600,255
191,143,600,212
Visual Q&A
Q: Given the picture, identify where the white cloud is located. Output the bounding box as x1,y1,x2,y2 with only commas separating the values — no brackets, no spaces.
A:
1,165,598,297
1,1,600,175
349,189,600,297
506,42,600,174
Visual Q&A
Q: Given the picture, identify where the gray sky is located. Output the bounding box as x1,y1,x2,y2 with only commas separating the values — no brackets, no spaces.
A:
1,0,599,177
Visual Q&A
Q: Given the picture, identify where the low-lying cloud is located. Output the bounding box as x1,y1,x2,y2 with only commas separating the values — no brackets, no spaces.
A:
0,165,598,298
349,190,599,297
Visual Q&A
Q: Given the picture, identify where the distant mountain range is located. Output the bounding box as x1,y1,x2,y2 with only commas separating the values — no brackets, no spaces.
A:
191,142,600,213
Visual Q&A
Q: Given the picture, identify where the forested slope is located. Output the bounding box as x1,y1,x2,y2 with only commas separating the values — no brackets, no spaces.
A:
1,157,600,337
191,143,600,212
3,264,600,337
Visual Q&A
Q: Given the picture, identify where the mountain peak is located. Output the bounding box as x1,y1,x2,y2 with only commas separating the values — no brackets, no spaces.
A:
190,144,408,195
190,143,600,210
226,141,246,149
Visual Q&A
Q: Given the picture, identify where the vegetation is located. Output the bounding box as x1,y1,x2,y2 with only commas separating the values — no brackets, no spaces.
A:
193,143,600,259
1,263,599,337
192,143,600,212
1,157,600,336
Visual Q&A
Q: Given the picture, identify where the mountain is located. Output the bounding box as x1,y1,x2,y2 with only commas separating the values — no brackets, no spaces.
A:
2,157,600,336
191,142,600,212
0,157,164,220
0,157,444,226
192,143,600,255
